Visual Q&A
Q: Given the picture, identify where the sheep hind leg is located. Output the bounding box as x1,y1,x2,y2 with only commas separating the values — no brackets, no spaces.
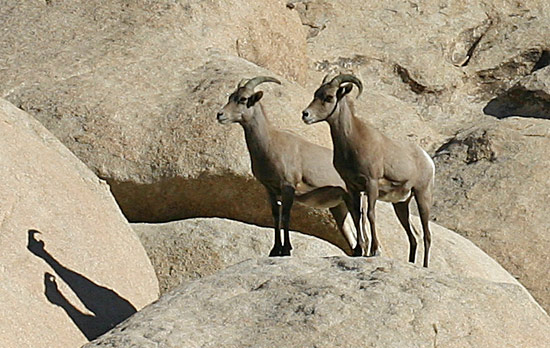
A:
365,181,381,257
329,202,357,256
392,199,417,264
414,188,432,268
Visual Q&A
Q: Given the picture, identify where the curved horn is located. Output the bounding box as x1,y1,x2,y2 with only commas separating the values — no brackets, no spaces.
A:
321,73,333,85
237,78,249,88
243,76,281,90
329,74,363,98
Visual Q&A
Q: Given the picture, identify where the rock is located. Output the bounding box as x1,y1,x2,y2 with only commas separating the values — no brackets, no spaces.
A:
432,117,550,312
0,98,159,348
132,218,343,294
285,0,550,313
83,257,550,348
0,0,440,230
483,65,550,119
134,211,524,295
290,0,550,134
0,1,364,252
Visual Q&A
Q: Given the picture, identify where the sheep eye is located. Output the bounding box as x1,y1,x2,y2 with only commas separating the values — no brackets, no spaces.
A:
324,95,334,103
238,97,247,104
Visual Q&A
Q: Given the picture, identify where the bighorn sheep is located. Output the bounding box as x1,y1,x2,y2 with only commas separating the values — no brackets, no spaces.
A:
216,76,357,256
301,74,435,267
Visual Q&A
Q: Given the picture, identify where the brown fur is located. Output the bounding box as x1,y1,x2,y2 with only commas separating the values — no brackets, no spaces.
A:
217,78,357,256
302,75,434,267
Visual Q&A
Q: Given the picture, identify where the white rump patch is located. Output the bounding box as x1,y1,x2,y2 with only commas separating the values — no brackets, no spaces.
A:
422,149,435,185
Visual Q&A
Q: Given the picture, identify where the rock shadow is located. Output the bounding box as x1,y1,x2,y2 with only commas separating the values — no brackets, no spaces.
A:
27,230,136,341
483,86,550,119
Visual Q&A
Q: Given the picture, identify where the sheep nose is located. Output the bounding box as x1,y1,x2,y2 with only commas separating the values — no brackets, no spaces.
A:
216,112,224,120
301,110,309,120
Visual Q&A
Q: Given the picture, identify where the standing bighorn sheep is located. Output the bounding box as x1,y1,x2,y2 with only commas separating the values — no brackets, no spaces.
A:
217,76,357,256
301,74,435,267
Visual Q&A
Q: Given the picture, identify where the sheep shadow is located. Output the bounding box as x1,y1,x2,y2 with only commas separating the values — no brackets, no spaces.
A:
27,229,136,341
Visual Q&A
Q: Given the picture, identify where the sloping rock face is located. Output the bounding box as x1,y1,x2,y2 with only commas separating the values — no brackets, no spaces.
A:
132,218,343,294
288,0,550,311
2,0,550,313
84,257,550,348
431,117,550,311
135,213,522,295
0,0,362,253
0,99,159,348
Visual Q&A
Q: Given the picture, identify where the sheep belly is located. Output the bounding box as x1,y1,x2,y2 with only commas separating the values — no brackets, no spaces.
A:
378,179,412,203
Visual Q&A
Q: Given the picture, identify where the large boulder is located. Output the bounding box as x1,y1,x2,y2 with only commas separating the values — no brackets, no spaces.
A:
0,0,367,252
134,211,525,295
0,98,159,348
0,1,442,255
84,257,550,348
432,116,550,312
290,0,550,134
132,218,343,294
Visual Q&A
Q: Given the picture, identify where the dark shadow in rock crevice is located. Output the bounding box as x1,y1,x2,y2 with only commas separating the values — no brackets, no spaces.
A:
483,86,550,119
531,50,550,73
27,230,136,341
107,174,352,254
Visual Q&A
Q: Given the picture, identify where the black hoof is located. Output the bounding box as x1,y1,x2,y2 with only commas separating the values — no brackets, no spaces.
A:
269,248,282,257
352,245,363,257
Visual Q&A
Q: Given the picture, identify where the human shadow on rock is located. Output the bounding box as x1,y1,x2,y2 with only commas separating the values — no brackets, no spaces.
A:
27,229,136,340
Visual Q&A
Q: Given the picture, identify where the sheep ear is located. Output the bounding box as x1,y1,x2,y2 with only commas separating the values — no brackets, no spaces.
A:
247,91,263,107
337,84,353,100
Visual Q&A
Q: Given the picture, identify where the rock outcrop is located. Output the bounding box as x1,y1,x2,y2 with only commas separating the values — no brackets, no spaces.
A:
134,212,525,295
0,0,440,256
0,99,159,348
132,218,343,294
84,257,550,348
289,0,550,311
432,117,550,311
2,0,550,313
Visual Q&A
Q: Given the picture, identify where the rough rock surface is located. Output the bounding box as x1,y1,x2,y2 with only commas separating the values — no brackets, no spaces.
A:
135,213,524,295
132,218,342,294
0,100,158,347
0,99,159,348
2,0,550,314
291,0,550,134
0,0,441,256
84,257,550,348
432,117,550,311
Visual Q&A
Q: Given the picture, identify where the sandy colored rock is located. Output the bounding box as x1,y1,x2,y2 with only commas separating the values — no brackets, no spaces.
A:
432,117,550,312
134,211,525,295
2,0,550,317
132,218,343,294
84,257,550,348
0,98,159,348
284,0,550,312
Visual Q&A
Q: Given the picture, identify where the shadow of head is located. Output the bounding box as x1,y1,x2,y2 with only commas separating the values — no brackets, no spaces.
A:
28,229,137,340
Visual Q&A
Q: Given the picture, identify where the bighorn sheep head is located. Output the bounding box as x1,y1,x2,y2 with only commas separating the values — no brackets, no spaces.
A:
301,74,363,125
217,76,281,124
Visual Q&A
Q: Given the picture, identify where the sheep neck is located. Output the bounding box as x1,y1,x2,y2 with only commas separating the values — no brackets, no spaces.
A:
241,103,272,160
327,97,356,146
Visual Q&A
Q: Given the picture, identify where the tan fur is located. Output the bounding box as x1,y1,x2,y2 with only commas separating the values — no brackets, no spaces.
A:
217,77,357,256
302,75,434,267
